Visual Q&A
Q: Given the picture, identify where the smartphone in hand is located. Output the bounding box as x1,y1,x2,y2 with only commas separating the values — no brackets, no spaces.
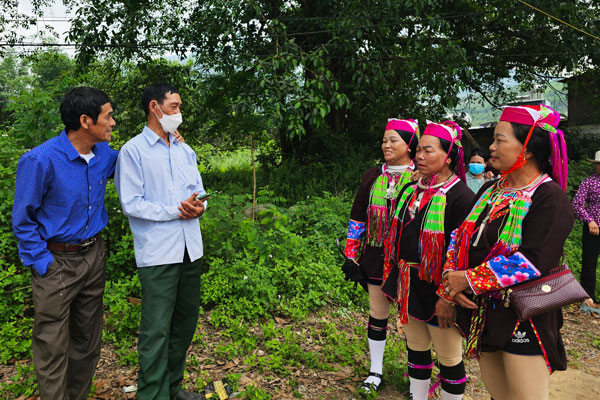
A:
196,192,211,201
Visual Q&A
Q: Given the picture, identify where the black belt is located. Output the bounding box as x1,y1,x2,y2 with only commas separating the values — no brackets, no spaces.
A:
47,236,97,253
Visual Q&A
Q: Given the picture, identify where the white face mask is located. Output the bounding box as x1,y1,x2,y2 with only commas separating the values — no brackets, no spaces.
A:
154,104,182,133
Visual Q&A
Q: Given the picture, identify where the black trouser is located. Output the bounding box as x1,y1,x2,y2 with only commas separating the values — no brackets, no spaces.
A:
581,225,600,302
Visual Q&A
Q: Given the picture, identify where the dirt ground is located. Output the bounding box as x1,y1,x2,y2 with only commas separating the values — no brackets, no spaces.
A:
1,304,599,400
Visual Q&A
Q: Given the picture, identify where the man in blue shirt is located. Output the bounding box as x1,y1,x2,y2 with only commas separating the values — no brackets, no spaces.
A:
115,83,207,400
12,87,118,400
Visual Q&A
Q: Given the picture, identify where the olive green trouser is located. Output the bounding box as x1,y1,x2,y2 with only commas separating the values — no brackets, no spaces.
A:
32,236,106,400
137,252,202,400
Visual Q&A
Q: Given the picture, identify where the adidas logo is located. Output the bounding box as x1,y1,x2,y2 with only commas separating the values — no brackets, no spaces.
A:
512,330,530,344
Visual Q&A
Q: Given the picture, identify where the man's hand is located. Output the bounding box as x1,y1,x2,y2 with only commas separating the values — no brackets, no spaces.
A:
178,192,205,219
173,130,185,143
435,299,456,328
589,221,599,235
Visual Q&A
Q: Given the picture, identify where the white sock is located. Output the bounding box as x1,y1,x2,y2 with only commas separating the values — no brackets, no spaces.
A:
363,338,385,388
442,389,463,400
368,338,386,375
409,377,430,400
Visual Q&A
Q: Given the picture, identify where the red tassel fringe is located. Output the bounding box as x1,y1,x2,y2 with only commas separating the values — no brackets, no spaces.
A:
419,230,445,285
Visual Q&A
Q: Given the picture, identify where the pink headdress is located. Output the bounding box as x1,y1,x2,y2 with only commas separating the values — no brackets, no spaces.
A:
499,105,568,191
423,120,466,182
385,118,420,137
386,118,420,160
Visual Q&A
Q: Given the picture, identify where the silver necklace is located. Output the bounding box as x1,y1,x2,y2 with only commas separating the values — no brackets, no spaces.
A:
416,174,455,191
385,165,410,199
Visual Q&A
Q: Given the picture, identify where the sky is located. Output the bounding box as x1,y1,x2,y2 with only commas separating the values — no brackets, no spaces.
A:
16,0,74,55
13,1,183,59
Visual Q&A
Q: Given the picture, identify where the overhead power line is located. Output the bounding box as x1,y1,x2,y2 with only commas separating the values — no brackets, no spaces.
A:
1,41,599,60
1,4,598,54
2,18,72,21
3,7,527,24
516,0,600,42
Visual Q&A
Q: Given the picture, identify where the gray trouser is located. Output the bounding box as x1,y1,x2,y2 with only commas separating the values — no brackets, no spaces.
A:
31,236,106,400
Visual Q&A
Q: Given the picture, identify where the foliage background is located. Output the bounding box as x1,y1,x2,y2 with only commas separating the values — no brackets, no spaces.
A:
2,0,600,395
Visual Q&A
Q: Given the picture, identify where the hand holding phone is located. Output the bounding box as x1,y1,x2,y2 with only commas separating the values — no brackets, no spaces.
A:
196,192,211,201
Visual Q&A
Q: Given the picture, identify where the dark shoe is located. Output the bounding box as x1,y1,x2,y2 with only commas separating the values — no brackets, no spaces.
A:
358,372,384,395
174,390,205,400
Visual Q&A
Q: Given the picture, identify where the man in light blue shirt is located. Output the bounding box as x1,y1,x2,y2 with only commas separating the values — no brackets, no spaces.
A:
115,83,207,400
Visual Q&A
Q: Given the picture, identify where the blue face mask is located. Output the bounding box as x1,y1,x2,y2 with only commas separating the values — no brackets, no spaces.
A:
469,163,485,175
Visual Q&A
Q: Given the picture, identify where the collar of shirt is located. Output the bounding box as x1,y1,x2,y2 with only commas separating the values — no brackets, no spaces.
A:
54,130,100,166
142,126,181,147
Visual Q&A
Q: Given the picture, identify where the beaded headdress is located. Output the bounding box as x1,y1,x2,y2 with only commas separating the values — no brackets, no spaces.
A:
385,118,420,136
498,104,567,191
385,118,420,151
422,120,466,182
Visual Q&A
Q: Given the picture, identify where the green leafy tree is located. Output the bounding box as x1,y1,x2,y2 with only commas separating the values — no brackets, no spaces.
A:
84,57,206,143
0,1,58,56
22,1,600,161
1,49,213,149
0,52,33,126
3,50,77,148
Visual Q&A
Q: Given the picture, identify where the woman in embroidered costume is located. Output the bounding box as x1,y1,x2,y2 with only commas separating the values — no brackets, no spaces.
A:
343,118,419,394
381,121,474,400
441,105,573,400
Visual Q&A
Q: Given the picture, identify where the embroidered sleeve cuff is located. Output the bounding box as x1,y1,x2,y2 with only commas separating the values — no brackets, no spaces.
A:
344,220,365,259
447,228,458,254
346,220,366,240
344,238,361,259
442,230,458,273
436,283,456,303
465,264,501,295
466,252,541,294
486,251,541,287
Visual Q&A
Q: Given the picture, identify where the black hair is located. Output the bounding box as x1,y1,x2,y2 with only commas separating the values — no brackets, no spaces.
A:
59,87,111,132
511,122,551,174
437,137,460,170
141,83,179,116
394,129,419,155
469,148,489,162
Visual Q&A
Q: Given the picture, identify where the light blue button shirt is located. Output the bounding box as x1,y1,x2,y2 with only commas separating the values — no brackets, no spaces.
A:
114,126,206,267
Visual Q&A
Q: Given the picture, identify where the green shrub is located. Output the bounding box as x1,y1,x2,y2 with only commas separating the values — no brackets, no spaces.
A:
0,362,37,398
102,275,142,365
565,128,600,162
202,146,377,202
0,137,33,363
198,193,359,328
103,182,137,281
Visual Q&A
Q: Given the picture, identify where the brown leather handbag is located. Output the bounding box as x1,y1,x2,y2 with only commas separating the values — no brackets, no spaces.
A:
505,264,589,320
